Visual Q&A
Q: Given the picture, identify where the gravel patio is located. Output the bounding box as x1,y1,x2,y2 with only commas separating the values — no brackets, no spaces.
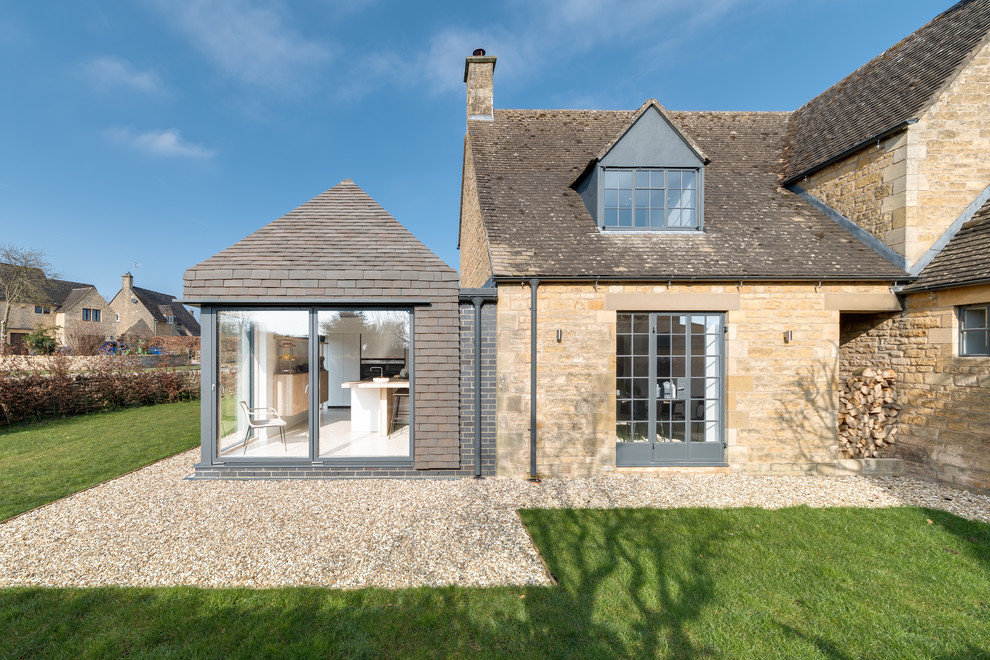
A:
1,449,988,590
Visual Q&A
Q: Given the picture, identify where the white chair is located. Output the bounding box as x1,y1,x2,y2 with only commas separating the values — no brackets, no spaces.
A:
238,401,287,454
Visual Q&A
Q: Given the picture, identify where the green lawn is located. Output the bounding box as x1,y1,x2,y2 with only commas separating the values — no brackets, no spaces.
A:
1,507,988,658
0,400,199,521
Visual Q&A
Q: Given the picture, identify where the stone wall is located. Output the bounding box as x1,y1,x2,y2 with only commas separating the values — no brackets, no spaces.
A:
839,283,990,492
458,140,494,289
1,301,55,336
912,39,990,266
493,281,894,478
799,132,906,255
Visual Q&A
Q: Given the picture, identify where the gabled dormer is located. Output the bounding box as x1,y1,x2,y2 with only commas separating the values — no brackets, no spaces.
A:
574,100,710,232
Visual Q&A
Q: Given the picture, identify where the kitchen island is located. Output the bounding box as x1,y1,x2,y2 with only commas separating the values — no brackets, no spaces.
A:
341,379,409,435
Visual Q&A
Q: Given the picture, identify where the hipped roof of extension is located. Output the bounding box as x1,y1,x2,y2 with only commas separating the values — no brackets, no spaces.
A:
466,108,909,281
783,0,990,182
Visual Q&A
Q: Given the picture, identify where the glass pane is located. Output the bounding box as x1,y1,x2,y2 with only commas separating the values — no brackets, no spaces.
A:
667,209,683,227
691,421,705,443
705,422,719,443
318,309,411,459
672,335,686,355
617,313,633,334
656,334,671,354
671,315,686,334
604,209,618,226
680,208,696,227
617,171,633,188
691,334,706,355
633,378,649,398
650,189,665,209
704,400,719,421
667,189,682,209
636,170,650,188
963,330,988,356
690,400,705,421
632,314,650,334
656,315,671,333
651,170,666,188
618,189,633,209
680,188,695,209
617,334,631,356
635,209,650,227
616,422,632,442
690,378,705,398
963,307,987,329
632,422,649,442
672,357,686,377
670,421,686,442
616,357,632,378
633,355,650,377
632,400,648,420
617,379,632,398
604,189,618,208
683,171,697,190
656,422,672,442
604,170,618,187
618,209,632,226
617,399,631,421
633,334,649,356
705,315,720,333
217,309,310,458
635,189,651,208
667,170,681,189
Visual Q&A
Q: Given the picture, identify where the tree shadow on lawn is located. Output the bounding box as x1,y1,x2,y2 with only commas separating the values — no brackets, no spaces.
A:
0,508,731,659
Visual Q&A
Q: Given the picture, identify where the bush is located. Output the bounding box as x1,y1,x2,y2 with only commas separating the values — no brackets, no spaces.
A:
63,322,113,356
0,353,200,426
25,325,58,355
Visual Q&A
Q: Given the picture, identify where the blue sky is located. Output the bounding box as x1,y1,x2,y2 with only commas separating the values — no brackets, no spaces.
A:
0,0,947,307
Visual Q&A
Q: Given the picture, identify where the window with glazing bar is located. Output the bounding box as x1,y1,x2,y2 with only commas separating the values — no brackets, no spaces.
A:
602,168,699,229
960,304,989,356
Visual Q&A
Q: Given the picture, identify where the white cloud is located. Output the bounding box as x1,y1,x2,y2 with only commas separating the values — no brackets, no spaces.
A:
108,126,216,159
79,56,165,94
146,0,330,91
410,0,757,97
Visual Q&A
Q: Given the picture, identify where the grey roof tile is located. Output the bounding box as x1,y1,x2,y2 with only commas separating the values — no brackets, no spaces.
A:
467,109,908,280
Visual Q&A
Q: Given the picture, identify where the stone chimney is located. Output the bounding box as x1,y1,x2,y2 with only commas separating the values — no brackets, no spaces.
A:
122,272,134,294
464,48,496,122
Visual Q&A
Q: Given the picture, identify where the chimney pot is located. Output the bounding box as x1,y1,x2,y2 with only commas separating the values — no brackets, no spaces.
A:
473,48,486,56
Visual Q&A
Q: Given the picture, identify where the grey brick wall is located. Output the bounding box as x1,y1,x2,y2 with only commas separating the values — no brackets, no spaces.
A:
458,300,497,476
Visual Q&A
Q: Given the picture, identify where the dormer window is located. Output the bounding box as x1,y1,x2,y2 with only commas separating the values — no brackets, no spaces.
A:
602,168,699,229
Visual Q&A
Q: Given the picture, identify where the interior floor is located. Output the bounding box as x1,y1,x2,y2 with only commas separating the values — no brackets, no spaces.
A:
219,407,409,459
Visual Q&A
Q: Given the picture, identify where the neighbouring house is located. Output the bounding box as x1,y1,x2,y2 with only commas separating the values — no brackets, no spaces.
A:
109,273,200,339
458,0,990,486
181,181,489,478
0,266,113,353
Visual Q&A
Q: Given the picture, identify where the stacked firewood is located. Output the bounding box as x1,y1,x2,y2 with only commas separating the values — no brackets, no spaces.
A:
838,368,901,458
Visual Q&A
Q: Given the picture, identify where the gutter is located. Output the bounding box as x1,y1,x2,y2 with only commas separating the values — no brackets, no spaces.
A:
782,119,917,187
528,278,539,482
896,277,990,295
492,274,911,284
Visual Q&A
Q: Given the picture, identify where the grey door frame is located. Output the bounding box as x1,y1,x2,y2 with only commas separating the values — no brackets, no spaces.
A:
615,311,726,467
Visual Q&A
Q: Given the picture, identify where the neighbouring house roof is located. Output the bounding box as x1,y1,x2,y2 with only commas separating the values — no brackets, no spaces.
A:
467,109,909,281
131,286,201,335
183,180,457,302
59,287,97,312
903,197,990,291
783,0,990,182
0,265,99,309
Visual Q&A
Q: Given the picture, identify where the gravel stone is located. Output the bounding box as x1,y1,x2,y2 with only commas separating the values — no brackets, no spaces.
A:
1,449,988,589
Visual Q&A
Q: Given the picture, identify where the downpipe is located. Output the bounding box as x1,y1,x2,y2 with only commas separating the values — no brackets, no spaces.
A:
529,278,540,482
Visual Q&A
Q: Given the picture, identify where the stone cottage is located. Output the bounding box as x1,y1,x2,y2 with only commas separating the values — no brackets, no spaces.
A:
109,273,200,338
458,0,990,486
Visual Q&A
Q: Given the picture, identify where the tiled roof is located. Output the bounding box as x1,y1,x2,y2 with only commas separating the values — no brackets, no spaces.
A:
132,286,201,335
0,265,97,306
783,0,990,181
467,109,908,281
184,180,457,301
59,287,96,312
904,197,990,291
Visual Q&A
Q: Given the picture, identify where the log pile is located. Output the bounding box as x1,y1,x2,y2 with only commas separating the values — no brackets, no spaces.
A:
838,368,900,458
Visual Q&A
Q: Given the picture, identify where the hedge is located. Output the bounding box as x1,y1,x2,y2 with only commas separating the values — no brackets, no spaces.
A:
0,354,200,426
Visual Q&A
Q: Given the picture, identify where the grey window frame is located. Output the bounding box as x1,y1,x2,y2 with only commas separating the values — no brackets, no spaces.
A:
205,304,415,469
35,305,50,314
599,166,704,232
959,303,990,357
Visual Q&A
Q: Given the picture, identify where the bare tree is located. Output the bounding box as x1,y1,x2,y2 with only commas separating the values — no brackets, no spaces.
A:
0,244,57,354
63,320,114,355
